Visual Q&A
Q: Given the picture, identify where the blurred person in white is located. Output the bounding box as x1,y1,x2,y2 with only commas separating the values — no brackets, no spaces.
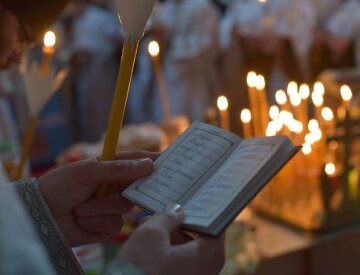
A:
311,0,343,24
61,0,123,142
149,0,220,122
219,0,308,104
0,0,225,274
310,0,360,79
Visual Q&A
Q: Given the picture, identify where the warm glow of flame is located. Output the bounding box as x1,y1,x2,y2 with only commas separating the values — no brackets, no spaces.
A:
241,109,252,123
308,119,319,132
256,75,266,90
311,91,324,107
258,0,267,3
266,121,277,136
273,119,283,132
247,71,257,88
269,105,280,120
279,110,293,127
275,90,287,105
44,31,56,48
299,84,310,100
293,121,303,134
217,96,229,111
290,94,301,107
148,40,160,57
321,107,334,121
305,133,315,144
287,81,298,97
340,85,353,102
325,163,336,176
314,81,325,95
313,129,322,141
302,143,312,155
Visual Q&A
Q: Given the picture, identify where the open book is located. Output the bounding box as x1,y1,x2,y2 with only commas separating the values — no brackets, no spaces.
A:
122,122,299,237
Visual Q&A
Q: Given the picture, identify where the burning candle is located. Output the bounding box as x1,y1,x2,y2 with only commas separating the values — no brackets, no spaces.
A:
321,107,335,135
314,81,325,96
247,72,261,136
269,105,280,120
217,96,230,130
240,108,252,138
287,81,298,98
148,40,171,119
340,84,353,108
40,31,56,78
298,84,310,132
311,90,324,124
256,74,269,136
96,0,156,196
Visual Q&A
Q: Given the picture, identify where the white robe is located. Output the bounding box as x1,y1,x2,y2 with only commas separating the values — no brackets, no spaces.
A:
152,0,220,122
69,5,122,142
220,0,315,62
324,0,360,38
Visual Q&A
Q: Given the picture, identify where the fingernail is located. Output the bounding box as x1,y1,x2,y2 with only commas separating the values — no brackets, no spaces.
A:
165,203,183,215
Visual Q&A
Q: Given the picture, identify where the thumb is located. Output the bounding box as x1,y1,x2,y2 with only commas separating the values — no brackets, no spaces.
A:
142,204,184,235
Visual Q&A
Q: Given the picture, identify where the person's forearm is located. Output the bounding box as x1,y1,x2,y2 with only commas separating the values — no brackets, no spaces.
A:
14,178,84,275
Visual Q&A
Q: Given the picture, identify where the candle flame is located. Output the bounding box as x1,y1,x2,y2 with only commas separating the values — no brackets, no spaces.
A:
340,85,353,102
240,108,252,123
302,143,312,155
290,94,301,107
313,129,322,141
256,75,266,90
148,40,160,57
325,163,336,176
308,119,319,132
287,81,298,97
305,133,315,144
279,110,293,127
314,81,325,96
269,105,280,120
44,31,56,48
247,72,257,88
321,107,334,121
275,90,287,105
266,121,277,136
299,84,310,100
217,96,229,111
311,91,324,107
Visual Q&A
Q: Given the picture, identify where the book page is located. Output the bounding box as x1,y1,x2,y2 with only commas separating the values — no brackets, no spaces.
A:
183,137,286,227
122,122,241,213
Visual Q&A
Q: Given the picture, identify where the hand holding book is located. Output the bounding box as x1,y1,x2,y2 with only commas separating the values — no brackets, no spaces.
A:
123,122,299,236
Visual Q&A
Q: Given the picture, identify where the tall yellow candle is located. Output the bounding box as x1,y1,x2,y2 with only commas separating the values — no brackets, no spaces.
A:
340,84,353,109
247,72,261,136
256,74,269,136
217,96,230,131
14,117,38,180
240,108,252,138
95,0,156,196
148,40,171,119
299,83,310,132
96,38,139,196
